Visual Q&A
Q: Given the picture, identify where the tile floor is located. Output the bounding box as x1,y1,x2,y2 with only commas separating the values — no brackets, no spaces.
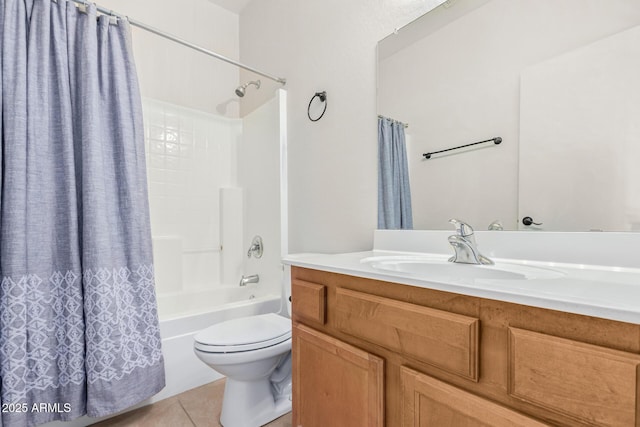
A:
92,379,292,427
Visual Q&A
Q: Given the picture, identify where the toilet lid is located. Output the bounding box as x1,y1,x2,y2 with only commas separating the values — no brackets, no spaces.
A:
194,313,291,353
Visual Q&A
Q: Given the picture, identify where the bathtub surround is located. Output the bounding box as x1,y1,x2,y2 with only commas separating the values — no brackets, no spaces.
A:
142,98,242,317
0,2,164,425
220,188,245,286
143,92,286,319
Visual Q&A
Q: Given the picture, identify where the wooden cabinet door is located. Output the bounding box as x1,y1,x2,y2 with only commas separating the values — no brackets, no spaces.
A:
401,366,550,427
292,323,384,427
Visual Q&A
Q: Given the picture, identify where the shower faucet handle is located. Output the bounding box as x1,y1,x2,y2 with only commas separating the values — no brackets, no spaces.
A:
247,235,263,258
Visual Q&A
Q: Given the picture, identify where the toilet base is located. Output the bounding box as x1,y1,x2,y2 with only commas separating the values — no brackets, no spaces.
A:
220,377,292,427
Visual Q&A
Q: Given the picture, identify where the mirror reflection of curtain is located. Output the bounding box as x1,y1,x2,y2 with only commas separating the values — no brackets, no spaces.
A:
378,116,413,229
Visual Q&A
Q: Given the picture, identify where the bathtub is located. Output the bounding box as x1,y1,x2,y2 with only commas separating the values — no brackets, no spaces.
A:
156,285,275,320
45,290,283,427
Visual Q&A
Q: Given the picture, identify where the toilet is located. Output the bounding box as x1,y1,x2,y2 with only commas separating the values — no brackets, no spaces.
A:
194,311,292,427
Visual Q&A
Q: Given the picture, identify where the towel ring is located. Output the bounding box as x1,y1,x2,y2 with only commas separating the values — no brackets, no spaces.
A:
307,91,327,122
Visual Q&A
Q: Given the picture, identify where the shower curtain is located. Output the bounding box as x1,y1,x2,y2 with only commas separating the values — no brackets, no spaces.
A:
378,116,413,229
0,1,165,426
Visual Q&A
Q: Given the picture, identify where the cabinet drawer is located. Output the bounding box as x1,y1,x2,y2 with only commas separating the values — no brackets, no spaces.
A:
401,366,549,426
508,327,640,427
291,279,326,324
335,287,479,381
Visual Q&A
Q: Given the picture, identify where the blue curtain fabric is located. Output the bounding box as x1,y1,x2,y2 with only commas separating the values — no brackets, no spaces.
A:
0,1,165,425
378,116,413,229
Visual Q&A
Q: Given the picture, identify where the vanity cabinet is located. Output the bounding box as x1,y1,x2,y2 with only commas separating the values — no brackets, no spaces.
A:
401,366,548,426
291,266,640,427
292,323,384,427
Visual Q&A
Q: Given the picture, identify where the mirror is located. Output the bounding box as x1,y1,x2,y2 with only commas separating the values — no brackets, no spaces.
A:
377,0,640,231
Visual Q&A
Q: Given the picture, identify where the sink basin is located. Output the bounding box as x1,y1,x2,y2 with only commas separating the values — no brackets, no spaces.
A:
361,255,564,281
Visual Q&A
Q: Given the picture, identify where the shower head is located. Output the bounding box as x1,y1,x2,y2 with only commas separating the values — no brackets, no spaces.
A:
235,80,261,97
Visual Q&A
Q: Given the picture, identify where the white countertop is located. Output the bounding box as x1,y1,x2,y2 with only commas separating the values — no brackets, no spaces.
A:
283,250,640,325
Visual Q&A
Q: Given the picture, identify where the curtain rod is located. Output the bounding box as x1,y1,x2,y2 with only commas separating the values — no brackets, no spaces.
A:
378,115,408,128
69,0,287,85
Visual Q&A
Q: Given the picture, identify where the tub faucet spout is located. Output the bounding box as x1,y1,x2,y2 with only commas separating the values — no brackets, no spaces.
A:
239,274,259,287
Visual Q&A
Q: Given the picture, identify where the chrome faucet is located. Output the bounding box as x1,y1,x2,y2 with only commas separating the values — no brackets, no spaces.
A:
488,220,503,231
247,236,263,258
239,274,259,287
448,219,493,265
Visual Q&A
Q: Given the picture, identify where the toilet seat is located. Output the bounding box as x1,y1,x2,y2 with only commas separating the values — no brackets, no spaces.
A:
194,313,291,353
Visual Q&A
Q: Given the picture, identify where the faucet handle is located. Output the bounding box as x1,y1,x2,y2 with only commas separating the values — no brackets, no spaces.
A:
247,235,263,259
449,219,474,237
488,220,503,231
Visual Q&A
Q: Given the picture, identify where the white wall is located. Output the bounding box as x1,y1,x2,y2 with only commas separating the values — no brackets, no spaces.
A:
100,0,240,117
239,0,444,253
519,25,640,231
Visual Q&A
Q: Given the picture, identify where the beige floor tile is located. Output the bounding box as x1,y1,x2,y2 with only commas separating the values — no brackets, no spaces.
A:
92,397,194,427
265,413,292,427
177,380,226,427
178,378,292,427
91,378,292,427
